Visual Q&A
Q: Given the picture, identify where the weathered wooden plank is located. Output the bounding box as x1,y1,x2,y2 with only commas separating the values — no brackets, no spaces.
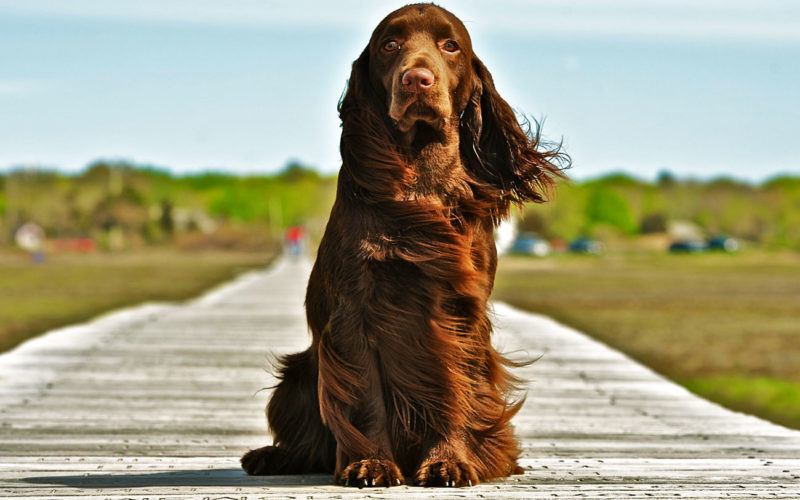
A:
0,257,798,498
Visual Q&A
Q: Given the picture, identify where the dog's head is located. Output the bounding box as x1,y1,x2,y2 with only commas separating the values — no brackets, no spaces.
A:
339,3,568,209
367,4,474,140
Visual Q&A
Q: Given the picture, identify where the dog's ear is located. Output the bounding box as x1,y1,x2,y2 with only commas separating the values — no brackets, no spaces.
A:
339,47,373,120
460,57,569,210
338,47,407,198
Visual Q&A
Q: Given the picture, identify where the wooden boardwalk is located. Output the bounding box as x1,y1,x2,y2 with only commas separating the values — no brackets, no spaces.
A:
1,257,798,499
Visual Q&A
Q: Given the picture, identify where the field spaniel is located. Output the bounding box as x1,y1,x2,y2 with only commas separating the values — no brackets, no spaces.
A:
242,3,566,487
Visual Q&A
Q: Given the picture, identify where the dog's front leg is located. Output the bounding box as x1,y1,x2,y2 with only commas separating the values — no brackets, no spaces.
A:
333,372,405,488
317,309,404,487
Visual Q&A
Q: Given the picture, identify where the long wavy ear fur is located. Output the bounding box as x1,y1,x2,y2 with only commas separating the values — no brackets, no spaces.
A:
338,48,375,120
460,57,570,216
337,48,412,200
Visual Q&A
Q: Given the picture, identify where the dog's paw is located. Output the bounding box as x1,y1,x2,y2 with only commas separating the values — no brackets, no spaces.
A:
337,458,405,487
241,445,292,475
414,459,479,487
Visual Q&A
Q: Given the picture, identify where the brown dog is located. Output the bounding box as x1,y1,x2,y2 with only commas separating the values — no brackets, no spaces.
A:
242,3,566,487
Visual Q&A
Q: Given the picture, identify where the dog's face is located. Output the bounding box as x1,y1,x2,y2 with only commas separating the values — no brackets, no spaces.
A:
367,4,476,137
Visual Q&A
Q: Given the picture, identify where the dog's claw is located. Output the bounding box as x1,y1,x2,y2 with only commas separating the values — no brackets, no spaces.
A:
341,458,403,488
415,459,478,488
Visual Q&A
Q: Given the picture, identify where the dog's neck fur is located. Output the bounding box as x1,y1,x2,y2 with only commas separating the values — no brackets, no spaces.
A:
401,117,471,202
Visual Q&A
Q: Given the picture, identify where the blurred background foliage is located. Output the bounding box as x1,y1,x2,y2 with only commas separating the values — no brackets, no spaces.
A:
3,162,800,252
520,172,800,249
0,161,337,252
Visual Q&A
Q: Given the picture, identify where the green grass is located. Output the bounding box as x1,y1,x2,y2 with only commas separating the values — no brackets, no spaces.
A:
683,376,800,429
492,251,800,430
0,249,274,353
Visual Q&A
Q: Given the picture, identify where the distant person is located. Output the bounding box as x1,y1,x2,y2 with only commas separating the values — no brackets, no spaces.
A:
15,222,46,264
286,226,305,258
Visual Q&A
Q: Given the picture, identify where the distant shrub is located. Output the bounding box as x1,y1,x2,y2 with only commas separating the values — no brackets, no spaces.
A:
585,187,638,235
518,211,549,237
640,213,667,234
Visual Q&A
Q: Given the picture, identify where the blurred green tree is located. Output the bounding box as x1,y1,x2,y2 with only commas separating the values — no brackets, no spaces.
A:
585,187,638,235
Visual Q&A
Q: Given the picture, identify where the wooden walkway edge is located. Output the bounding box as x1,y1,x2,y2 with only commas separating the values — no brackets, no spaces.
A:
1,257,798,499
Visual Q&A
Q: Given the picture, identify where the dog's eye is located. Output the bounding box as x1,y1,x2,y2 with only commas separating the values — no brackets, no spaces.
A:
383,40,399,52
442,40,460,53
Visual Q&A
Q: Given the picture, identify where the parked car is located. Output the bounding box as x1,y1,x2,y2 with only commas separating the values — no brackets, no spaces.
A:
707,236,739,252
569,238,604,255
510,234,551,257
669,240,707,253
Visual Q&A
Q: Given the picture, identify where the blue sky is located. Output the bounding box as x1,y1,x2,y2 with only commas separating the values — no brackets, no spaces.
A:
1,0,799,182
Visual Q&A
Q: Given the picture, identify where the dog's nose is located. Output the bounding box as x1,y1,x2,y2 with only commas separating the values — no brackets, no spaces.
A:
401,68,435,92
